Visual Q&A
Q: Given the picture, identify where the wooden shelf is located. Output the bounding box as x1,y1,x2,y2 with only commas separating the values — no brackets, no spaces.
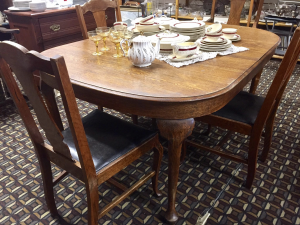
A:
240,19,298,28
170,16,296,28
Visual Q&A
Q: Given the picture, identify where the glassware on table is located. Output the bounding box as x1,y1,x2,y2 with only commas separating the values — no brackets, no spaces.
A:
96,27,110,51
109,28,125,58
87,31,102,56
122,29,134,56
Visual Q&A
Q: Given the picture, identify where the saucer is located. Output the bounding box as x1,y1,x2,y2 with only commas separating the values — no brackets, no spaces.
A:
229,34,241,42
167,53,200,62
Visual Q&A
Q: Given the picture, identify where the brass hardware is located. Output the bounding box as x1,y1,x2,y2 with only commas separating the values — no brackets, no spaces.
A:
106,15,108,20
140,30,144,36
50,24,60,32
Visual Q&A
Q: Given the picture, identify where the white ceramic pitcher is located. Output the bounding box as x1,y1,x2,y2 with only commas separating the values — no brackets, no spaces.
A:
121,35,160,67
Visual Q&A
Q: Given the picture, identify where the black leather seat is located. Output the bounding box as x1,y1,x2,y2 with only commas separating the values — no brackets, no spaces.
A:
213,91,265,125
62,110,157,173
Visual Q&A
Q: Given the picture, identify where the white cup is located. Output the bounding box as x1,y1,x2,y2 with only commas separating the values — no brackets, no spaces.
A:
113,22,127,30
205,32,223,42
222,28,237,39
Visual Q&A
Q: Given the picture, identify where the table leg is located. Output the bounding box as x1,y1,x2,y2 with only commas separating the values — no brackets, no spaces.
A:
157,118,195,223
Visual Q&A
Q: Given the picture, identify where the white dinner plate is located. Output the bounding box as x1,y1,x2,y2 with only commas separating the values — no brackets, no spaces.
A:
8,6,31,11
171,21,205,29
199,46,231,52
200,44,231,49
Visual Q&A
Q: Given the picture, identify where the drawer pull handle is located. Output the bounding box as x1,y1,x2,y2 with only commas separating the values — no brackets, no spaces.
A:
106,15,108,20
50,24,60,32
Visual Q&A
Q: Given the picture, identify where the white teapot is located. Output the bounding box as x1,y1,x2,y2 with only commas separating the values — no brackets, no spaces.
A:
121,34,160,67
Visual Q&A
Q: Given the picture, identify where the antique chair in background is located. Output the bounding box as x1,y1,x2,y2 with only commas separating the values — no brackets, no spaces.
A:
0,26,19,103
0,41,163,225
183,27,300,189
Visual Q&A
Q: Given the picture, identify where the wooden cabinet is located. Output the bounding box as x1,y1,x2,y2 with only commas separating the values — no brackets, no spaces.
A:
5,7,116,52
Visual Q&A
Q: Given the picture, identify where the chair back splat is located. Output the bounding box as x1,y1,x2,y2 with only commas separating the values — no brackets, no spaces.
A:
76,0,122,39
0,41,95,178
210,0,262,27
254,27,300,131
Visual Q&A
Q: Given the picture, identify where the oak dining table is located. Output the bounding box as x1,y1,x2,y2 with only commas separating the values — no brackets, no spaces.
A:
42,24,280,223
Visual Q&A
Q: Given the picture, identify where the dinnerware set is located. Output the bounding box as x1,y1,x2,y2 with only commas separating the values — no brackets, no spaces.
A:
197,37,233,52
87,15,242,66
153,31,190,53
170,20,205,41
205,24,223,42
129,16,167,37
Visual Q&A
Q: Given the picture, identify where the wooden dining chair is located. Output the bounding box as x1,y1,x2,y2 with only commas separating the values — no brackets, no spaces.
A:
209,0,261,26
0,41,163,225
76,0,122,39
183,27,300,189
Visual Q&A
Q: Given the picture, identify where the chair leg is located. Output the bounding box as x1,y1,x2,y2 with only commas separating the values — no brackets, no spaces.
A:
203,124,211,136
260,109,276,162
180,140,187,163
152,118,157,128
38,155,59,217
86,183,99,225
152,141,163,197
132,115,138,124
245,136,261,189
249,69,263,94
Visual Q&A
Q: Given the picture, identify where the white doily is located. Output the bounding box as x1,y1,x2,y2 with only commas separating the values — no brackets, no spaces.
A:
156,45,249,68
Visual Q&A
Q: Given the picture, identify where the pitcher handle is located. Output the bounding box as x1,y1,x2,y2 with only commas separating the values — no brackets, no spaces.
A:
120,39,128,57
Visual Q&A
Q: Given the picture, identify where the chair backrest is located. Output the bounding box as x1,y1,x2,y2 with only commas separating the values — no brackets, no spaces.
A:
252,0,264,28
0,41,96,176
254,27,300,130
210,0,262,27
76,0,122,40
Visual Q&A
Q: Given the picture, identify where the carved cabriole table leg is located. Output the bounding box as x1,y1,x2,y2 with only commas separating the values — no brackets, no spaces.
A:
157,118,195,223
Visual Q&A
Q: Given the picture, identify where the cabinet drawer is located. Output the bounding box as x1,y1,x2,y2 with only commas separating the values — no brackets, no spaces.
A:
39,8,115,42
39,11,95,41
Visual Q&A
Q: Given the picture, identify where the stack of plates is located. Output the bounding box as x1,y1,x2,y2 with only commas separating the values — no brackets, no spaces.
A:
198,37,232,52
13,0,32,7
9,0,32,11
128,26,166,37
170,21,205,41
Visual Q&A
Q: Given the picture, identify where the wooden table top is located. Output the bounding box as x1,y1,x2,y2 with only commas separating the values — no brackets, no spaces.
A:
42,25,280,119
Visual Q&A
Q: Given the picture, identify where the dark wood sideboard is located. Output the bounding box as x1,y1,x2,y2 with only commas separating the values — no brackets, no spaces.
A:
4,7,116,52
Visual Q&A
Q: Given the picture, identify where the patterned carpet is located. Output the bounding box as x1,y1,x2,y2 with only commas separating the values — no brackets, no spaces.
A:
0,59,300,225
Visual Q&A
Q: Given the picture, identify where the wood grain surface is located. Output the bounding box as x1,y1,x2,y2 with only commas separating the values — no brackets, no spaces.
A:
42,25,280,119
